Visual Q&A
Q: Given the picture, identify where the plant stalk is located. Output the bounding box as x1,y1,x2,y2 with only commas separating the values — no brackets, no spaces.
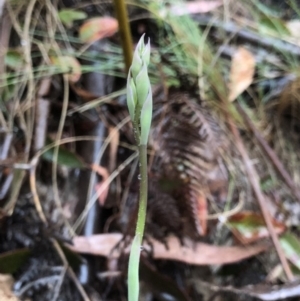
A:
136,144,148,238
113,0,133,73
128,144,148,301
126,34,151,301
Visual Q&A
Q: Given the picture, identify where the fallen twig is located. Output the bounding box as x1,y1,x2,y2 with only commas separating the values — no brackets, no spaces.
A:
227,111,294,281
236,103,300,202
193,15,300,57
29,157,91,301
34,78,51,152
193,279,300,301
0,8,11,91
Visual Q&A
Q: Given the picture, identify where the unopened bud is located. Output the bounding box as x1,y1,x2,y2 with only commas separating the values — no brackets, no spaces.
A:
126,34,152,145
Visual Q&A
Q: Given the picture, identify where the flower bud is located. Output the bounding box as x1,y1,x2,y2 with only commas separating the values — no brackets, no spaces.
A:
141,39,150,66
131,49,142,80
127,72,137,120
136,62,151,108
126,34,152,145
140,90,152,145
131,34,150,79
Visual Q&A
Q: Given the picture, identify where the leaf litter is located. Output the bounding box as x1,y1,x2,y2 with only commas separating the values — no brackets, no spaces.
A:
2,0,300,300
70,233,269,265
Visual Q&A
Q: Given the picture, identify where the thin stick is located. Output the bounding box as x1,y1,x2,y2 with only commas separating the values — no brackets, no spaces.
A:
236,103,300,202
52,74,73,234
192,15,300,57
29,157,91,300
113,0,133,73
51,239,91,301
227,114,294,281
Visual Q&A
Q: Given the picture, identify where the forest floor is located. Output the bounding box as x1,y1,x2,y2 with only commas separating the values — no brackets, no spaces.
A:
1,0,300,300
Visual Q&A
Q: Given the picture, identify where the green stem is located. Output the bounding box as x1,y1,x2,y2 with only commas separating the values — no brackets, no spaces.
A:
133,105,141,145
128,144,148,301
136,144,148,238
113,0,133,73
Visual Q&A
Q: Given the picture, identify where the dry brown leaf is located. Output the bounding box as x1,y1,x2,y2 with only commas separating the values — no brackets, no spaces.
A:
70,83,98,102
90,164,109,205
152,237,268,265
0,274,20,301
34,78,51,152
167,1,222,16
286,20,300,43
108,127,119,173
50,56,81,83
228,47,256,102
79,17,118,43
196,193,207,235
71,233,269,265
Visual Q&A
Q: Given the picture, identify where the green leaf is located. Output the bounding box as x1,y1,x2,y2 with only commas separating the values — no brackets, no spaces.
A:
259,16,290,37
136,63,151,108
130,48,143,80
127,74,137,121
58,241,82,270
261,177,277,191
0,249,31,274
142,39,150,66
42,143,86,168
5,50,24,69
280,232,300,270
227,211,285,244
140,91,152,145
254,1,281,17
58,9,87,28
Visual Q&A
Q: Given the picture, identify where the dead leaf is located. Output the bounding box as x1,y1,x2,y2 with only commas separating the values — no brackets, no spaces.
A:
0,274,20,301
50,56,81,83
228,211,286,244
108,127,120,173
34,79,51,152
169,1,223,16
71,233,269,265
196,193,207,235
228,47,256,102
286,20,300,45
79,17,118,43
151,236,268,265
286,20,300,38
70,83,98,102
90,164,109,205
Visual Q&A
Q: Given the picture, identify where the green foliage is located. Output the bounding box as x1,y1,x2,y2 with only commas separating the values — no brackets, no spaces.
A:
280,232,300,271
5,50,24,69
259,16,290,37
42,141,86,168
0,249,31,274
58,9,87,28
127,36,152,301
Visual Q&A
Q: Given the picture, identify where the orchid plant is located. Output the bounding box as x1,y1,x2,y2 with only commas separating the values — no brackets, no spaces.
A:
127,35,152,301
